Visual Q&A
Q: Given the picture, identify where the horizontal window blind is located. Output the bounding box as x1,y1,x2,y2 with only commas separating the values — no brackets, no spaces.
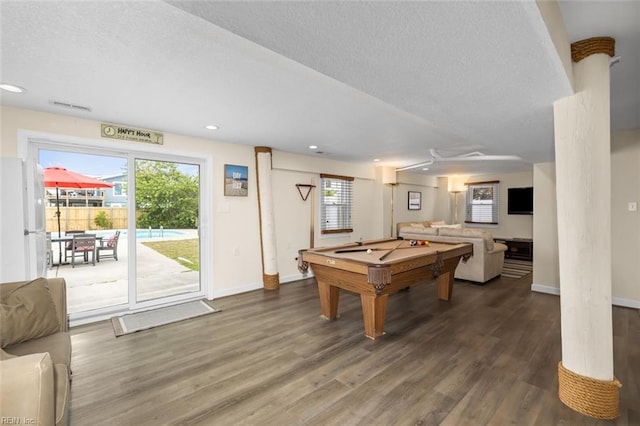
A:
465,181,500,225
320,174,353,234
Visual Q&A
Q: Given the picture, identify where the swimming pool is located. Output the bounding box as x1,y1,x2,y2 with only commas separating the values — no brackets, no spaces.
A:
95,229,186,239
133,229,184,239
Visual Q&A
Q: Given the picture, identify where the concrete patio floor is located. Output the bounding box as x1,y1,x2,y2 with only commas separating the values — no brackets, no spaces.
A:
47,230,200,314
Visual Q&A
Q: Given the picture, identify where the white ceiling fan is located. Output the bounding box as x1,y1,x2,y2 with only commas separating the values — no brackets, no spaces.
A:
396,148,523,171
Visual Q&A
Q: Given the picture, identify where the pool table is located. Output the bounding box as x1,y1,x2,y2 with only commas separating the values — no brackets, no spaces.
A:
301,238,473,340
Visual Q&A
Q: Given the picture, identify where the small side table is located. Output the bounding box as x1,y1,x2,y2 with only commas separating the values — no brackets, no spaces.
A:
494,237,533,261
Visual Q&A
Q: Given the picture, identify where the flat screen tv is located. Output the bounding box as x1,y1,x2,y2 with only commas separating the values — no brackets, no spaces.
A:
508,187,533,215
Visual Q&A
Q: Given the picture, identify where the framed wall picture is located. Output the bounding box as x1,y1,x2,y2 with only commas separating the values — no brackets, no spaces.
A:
224,164,248,196
408,191,421,210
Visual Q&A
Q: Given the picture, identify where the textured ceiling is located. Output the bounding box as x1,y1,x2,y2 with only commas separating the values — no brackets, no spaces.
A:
558,1,640,132
0,1,636,176
170,1,571,165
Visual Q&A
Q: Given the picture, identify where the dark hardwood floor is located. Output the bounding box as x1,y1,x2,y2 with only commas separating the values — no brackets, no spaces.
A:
68,272,639,425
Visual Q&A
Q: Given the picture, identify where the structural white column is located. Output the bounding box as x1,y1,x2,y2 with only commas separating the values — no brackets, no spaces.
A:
255,146,279,290
553,37,619,419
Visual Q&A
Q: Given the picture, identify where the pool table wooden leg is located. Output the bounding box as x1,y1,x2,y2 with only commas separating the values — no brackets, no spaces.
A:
437,271,454,300
360,293,388,340
317,281,340,320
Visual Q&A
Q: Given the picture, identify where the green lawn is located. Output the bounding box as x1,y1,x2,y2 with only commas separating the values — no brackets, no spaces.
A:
142,238,200,271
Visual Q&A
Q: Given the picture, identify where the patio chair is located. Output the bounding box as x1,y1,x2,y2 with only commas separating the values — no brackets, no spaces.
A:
69,234,96,268
64,230,86,261
97,230,120,262
45,232,53,269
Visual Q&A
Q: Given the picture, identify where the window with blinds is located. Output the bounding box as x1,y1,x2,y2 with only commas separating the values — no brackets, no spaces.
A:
320,173,353,234
465,181,500,225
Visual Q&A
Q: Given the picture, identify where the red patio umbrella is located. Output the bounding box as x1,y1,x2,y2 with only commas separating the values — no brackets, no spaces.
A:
43,167,114,239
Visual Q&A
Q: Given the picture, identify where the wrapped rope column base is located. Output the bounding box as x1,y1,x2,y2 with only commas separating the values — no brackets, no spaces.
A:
558,361,622,419
263,273,280,290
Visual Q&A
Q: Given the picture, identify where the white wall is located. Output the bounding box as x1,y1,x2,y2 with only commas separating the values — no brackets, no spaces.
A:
270,153,384,279
0,106,386,297
459,171,534,239
611,130,640,305
532,162,560,290
0,158,29,281
532,130,640,308
392,171,443,233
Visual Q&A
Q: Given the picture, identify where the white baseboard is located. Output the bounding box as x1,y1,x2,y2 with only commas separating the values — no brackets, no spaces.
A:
531,283,640,309
212,281,263,299
71,311,127,327
212,272,314,300
612,297,640,309
531,283,560,295
280,272,314,283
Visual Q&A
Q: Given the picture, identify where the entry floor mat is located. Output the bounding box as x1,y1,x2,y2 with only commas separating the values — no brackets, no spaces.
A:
111,300,217,336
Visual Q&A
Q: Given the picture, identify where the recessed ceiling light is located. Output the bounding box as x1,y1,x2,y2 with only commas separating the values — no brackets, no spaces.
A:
309,145,318,150
204,124,219,130
422,167,429,171
0,83,26,93
373,159,381,162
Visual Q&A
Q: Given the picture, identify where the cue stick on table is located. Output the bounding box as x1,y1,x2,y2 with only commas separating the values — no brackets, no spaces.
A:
334,245,431,254
379,241,404,261
334,248,384,253
333,240,461,255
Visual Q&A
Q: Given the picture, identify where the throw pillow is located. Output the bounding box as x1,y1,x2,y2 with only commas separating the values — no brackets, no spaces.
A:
0,278,61,348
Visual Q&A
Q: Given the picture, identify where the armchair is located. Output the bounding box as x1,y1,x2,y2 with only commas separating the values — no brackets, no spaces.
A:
0,277,71,425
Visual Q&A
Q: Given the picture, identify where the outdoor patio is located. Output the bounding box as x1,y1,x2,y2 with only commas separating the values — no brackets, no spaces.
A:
47,230,200,314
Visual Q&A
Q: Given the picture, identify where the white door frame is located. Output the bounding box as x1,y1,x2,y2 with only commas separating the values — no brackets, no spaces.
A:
18,130,214,325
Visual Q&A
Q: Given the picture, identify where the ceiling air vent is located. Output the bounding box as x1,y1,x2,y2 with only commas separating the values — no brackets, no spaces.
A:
50,100,92,112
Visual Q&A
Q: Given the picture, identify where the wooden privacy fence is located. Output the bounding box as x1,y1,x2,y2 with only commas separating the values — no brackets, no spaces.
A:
46,207,128,233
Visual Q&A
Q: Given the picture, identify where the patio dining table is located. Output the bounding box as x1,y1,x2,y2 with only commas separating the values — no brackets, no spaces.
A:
51,234,103,266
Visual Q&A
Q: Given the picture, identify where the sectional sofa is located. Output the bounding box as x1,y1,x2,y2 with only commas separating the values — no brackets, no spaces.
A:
397,221,507,283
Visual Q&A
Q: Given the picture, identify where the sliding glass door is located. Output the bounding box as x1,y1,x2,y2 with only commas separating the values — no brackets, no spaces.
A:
134,159,201,303
31,140,207,320
39,149,129,314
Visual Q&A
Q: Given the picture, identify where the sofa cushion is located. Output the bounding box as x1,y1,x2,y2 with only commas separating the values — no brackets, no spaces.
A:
0,278,61,348
430,223,462,229
399,224,438,236
439,228,495,251
408,222,430,229
4,332,71,368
